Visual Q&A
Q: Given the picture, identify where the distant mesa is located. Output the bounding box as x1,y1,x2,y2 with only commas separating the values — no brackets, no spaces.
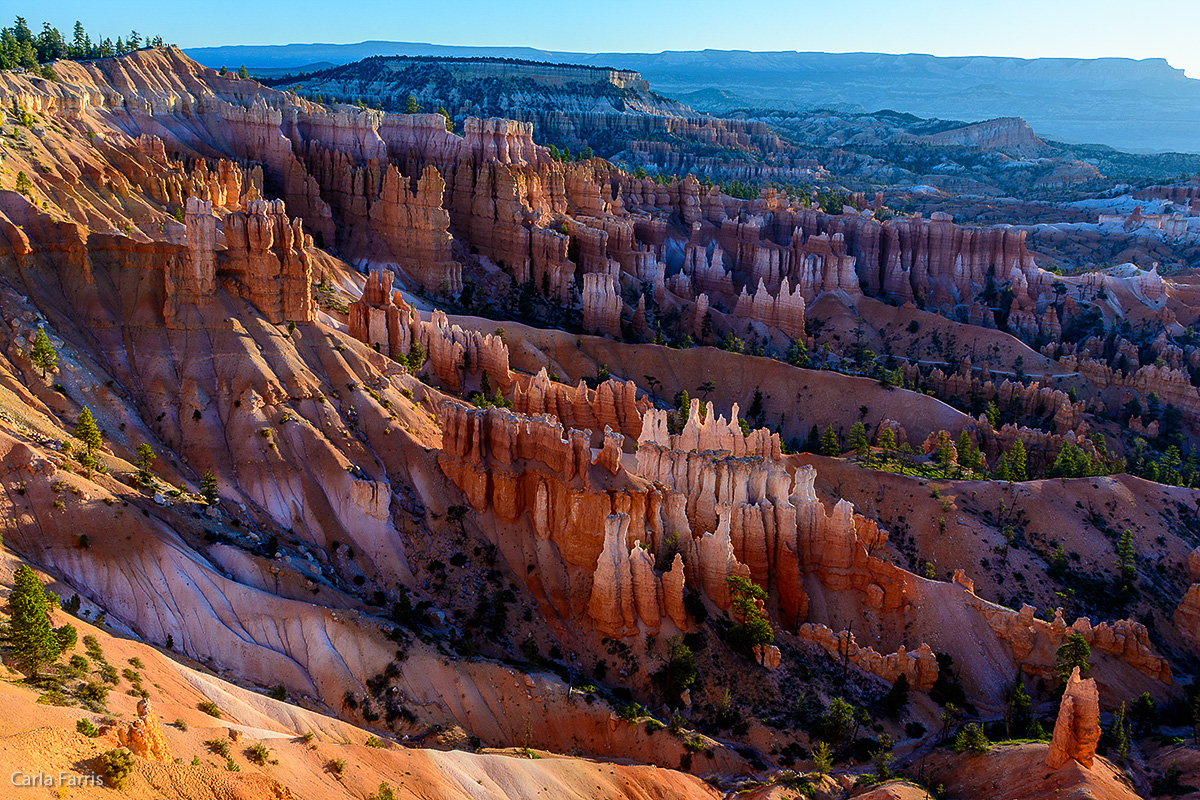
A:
186,41,1200,153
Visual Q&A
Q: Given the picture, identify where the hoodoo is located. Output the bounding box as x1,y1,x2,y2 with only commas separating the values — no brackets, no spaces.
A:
0,19,1195,800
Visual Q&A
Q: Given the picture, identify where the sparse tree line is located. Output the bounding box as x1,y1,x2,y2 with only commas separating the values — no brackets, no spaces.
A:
0,16,166,74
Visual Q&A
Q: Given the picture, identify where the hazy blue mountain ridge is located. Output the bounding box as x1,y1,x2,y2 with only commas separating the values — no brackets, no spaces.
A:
186,42,1200,153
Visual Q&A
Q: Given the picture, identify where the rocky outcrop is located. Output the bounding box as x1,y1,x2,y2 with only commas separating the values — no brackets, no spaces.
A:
437,400,593,518
127,138,261,214
796,623,939,690
170,196,316,327
220,199,316,325
1046,667,1100,770
753,644,782,669
975,600,1171,683
107,698,172,763
419,310,512,393
695,508,752,609
1059,354,1200,433
639,399,782,460
348,269,414,360
733,277,807,339
1173,584,1200,652
783,231,861,300
795,489,908,615
512,367,649,445
582,272,622,337
166,196,218,327
594,428,625,475
588,514,640,637
682,242,735,297
587,513,689,637
350,273,511,388
908,359,1086,436
609,175,1044,312
308,150,460,294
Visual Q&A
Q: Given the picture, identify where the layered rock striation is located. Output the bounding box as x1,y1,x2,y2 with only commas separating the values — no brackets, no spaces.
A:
1046,667,1101,770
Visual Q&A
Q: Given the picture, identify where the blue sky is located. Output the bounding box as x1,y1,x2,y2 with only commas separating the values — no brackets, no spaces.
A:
24,0,1200,78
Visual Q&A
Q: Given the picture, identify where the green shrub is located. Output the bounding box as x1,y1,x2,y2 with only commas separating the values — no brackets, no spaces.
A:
55,623,78,653
38,688,74,707
174,719,188,731
364,735,386,748
205,738,230,757
328,757,346,777
812,741,833,774
725,576,774,653
616,702,642,722
953,723,991,755
98,747,135,788
370,783,398,800
247,742,271,765
64,654,89,678
76,718,101,737
83,634,104,661
76,681,109,711
198,700,222,718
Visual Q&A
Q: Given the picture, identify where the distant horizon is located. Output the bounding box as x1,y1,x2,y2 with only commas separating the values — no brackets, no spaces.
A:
27,0,1200,79
183,40,1193,74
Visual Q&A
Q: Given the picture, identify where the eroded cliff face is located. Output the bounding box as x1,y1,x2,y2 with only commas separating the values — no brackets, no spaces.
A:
0,47,1194,792
432,372,1170,702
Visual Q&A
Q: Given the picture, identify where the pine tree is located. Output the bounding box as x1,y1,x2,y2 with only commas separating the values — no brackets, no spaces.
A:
1116,529,1136,585
935,431,956,472
1008,440,1028,481
134,443,156,487
726,575,773,652
5,564,61,675
29,327,57,378
956,430,978,472
849,422,869,462
747,388,764,425
811,741,832,774
985,400,1000,428
675,389,690,417
237,64,248,79
882,673,909,717
994,454,1012,482
404,94,421,114
1004,680,1031,737
1111,701,1131,760
820,423,840,457
200,471,218,504
74,407,103,453
877,426,896,455
1055,633,1091,683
